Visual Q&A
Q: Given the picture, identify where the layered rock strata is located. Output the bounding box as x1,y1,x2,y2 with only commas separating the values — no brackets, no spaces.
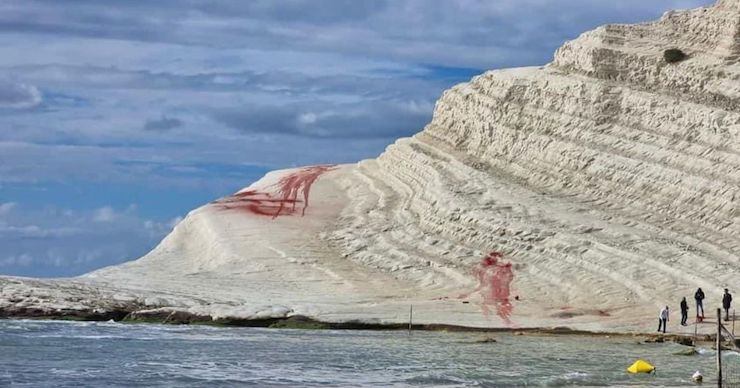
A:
2,1,738,333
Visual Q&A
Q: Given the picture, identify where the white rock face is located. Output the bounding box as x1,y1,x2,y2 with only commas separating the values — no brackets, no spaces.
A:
2,0,738,333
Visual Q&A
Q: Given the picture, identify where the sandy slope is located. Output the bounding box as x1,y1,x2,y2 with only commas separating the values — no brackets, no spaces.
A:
1,0,738,334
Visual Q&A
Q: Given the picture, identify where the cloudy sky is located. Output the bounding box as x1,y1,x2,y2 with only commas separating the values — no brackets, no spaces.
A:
0,0,712,277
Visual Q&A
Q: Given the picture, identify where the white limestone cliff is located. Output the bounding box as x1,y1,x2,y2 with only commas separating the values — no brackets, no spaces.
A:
1,0,738,333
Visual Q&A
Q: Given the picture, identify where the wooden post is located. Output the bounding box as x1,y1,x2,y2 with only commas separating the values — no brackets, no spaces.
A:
718,308,723,388
695,319,698,341
408,305,413,334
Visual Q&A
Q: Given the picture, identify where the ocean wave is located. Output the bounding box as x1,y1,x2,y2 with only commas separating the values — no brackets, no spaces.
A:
1,321,724,387
544,371,605,387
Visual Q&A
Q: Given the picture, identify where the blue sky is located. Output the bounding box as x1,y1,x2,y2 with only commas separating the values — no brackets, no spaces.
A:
0,0,712,277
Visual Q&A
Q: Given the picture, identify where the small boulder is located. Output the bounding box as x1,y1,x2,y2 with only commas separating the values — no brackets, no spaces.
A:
673,348,698,356
475,337,497,344
663,48,687,63
673,337,694,347
692,371,703,383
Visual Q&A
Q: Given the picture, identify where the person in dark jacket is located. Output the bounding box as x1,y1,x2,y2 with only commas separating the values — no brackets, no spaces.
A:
695,288,705,319
680,297,689,326
723,288,732,321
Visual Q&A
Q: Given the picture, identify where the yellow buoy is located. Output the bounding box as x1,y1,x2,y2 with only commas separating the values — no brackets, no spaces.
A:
627,359,655,374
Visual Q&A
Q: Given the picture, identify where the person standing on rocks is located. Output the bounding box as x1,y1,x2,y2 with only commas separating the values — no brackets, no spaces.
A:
680,297,689,326
695,288,705,319
658,306,669,333
723,288,732,321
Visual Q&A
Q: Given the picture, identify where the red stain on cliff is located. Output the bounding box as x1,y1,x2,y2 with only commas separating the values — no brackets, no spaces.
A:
213,165,336,218
472,251,515,323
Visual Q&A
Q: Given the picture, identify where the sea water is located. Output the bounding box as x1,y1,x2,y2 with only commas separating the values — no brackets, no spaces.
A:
0,319,734,387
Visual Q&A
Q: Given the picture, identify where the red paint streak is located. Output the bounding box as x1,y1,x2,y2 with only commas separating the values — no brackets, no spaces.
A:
213,165,336,218
472,251,515,323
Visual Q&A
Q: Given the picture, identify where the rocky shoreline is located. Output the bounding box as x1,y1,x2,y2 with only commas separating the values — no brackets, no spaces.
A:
0,308,727,349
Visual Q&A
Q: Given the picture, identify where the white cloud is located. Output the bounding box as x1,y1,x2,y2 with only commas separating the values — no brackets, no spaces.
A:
167,216,183,229
0,80,42,109
0,222,80,238
298,112,318,125
0,253,32,267
143,216,183,238
45,248,104,267
0,202,16,215
92,206,117,222
0,201,181,276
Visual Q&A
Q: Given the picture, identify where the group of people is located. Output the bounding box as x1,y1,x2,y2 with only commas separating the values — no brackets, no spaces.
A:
657,288,733,333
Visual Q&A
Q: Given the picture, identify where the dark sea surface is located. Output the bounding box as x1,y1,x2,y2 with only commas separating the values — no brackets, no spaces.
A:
0,319,734,387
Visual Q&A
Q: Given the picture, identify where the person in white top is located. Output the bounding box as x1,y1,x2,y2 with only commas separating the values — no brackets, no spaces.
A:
658,306,669,333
